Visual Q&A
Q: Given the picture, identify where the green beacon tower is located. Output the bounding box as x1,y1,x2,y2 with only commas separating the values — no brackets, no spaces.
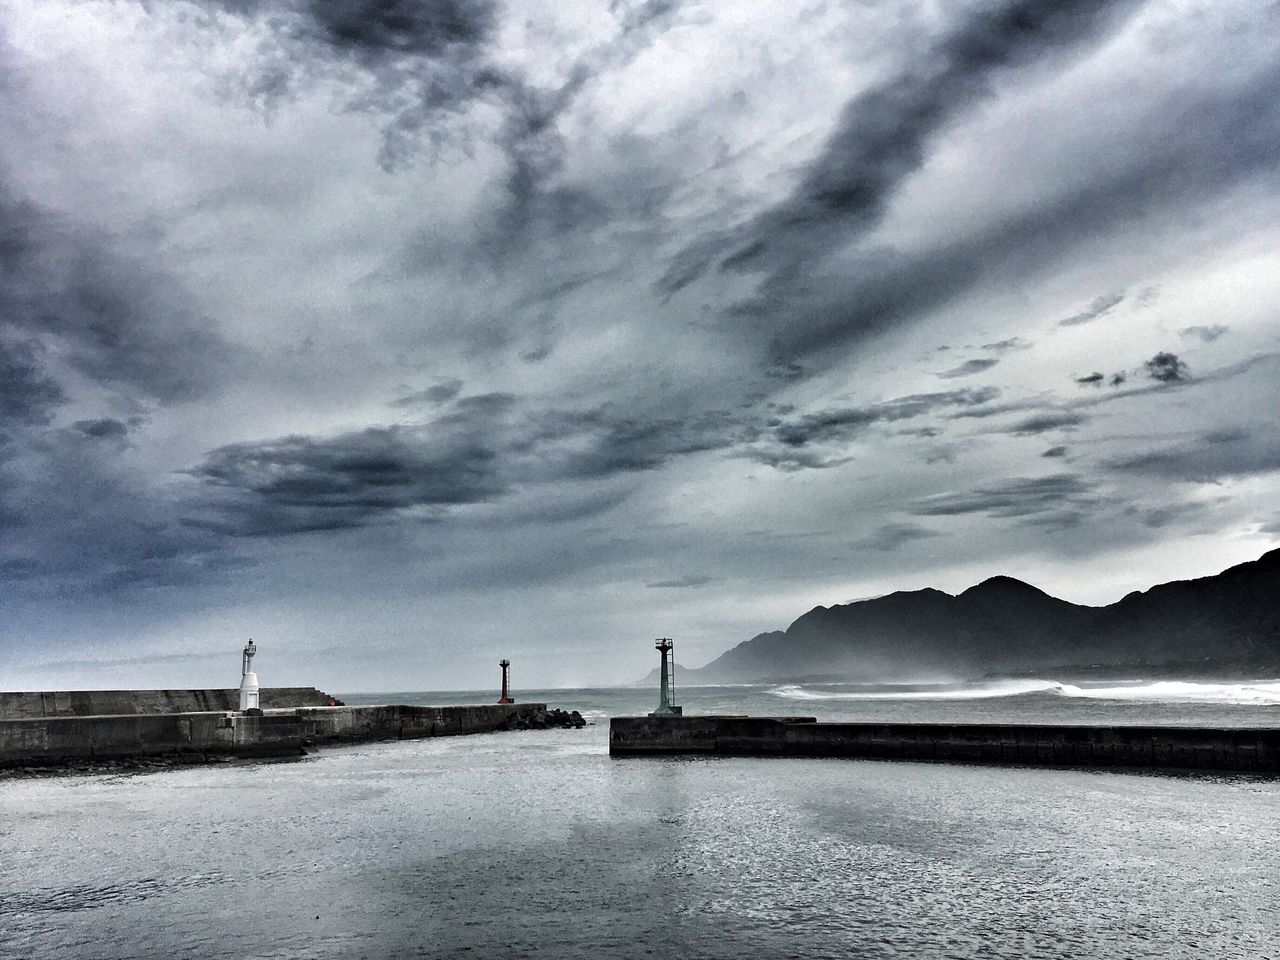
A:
649,638,682,717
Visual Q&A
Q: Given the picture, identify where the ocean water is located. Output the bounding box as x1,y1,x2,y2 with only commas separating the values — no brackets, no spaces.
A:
1,681,1278,959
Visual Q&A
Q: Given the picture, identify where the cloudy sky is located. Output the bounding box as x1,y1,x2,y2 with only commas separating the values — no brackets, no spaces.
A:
2,0,1278,692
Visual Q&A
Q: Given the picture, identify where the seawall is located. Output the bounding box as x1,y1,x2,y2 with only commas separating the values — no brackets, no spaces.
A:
289,703,541,744
0,703,549,769
0,688,339,718
609,716,1280,772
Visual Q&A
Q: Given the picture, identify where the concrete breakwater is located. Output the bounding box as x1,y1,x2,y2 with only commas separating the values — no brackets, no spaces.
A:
0,687,339,719
609,716,1280,772
0,703,569,771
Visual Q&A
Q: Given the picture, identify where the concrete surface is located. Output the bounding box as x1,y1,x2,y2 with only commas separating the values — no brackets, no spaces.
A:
0,703,550,769
609,715,1280,772
0,688,339,719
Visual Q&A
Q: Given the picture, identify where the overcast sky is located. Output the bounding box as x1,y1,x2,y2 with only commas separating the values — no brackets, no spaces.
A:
2,0,1278,692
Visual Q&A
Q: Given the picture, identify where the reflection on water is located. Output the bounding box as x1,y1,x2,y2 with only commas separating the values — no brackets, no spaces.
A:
1,687,1278,959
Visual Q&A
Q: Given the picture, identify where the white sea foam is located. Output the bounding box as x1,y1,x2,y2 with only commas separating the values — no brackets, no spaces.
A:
768,679,1280,704
1054,680,1280,704
768,679,1059,701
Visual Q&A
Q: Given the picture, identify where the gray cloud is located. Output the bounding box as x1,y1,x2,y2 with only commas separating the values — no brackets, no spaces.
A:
645,574,717,589
982,337,1032,353
1129,500,1209,529
706,55,1280,370
0,338,64,431
4,0,1280,688
938,357,999,379
1007,411,1089,435
0,422,237,594
200,0,505,169
191,425,508,535
911,474,1102,520
1057,292,1124,327
300,0,499,59
73,418,130,440
771,387,1000,449
856,522,943,552
1105,429,1280,483
1144,351,1189,383
187,395,760,536
1180,324,1229,343
660,0,1144,297
0,189,233,403
390,379,466,407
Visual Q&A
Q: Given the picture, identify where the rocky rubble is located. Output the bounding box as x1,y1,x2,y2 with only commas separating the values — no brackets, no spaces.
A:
504,706,587,730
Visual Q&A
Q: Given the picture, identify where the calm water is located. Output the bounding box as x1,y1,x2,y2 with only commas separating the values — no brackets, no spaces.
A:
1,682,1278,959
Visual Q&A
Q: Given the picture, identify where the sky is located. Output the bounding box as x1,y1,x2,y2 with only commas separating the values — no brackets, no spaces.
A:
1,0,1279,693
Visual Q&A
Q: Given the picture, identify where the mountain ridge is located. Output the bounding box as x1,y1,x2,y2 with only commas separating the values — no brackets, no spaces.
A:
652,548,1280,685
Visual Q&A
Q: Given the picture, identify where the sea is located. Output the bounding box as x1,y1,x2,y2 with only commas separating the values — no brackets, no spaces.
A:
2,679,1278,960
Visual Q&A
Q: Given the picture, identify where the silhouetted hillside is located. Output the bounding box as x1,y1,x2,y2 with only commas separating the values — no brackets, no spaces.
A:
662,549,1280,683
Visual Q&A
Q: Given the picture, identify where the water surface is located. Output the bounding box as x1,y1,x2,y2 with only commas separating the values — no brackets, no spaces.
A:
1,684,1277,959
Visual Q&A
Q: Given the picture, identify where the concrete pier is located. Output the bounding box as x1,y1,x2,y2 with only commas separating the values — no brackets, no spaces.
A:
0,703,552,770
0,687,338,719
609,716,1280,772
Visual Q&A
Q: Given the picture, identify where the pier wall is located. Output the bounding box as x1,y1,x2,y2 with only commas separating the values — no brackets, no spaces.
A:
0,703,548,768
0,688,338,719
0,712,307,766
291,703,539,744
609,716,1280,772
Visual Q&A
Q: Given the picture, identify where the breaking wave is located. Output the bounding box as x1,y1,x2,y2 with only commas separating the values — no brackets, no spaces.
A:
768,679,1280,704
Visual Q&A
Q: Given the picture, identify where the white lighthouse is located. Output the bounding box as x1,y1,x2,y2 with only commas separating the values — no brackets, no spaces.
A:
239,639,260,711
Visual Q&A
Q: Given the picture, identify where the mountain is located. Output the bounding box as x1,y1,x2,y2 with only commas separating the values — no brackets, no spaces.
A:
659,549,1280,684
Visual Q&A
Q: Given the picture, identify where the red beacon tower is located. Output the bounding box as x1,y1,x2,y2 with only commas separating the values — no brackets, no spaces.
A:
497,659,514,704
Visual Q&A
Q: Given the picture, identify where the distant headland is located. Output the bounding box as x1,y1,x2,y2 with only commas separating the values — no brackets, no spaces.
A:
654,548,1280,685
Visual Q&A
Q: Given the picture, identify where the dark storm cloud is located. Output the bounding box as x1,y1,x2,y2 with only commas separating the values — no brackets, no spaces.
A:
1075,371,1105,386
0,338,64,430
856,522,943,552
1104,429,1280,482
0,185,245,594
221,0,505,170
1056,292,1124,327
658,0,1144,296
0,189,232,402
300,0,499,58
73,418,130,440
188,396,757,535
1042,446,1068,458
937,357,999,379
191,425,507,535
771,386,1000,448
1007,411,1088,435
1180,325,1229,342
202,0,681,191
1144,351,1189,383
910,474,1102,520
0,421,236,594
